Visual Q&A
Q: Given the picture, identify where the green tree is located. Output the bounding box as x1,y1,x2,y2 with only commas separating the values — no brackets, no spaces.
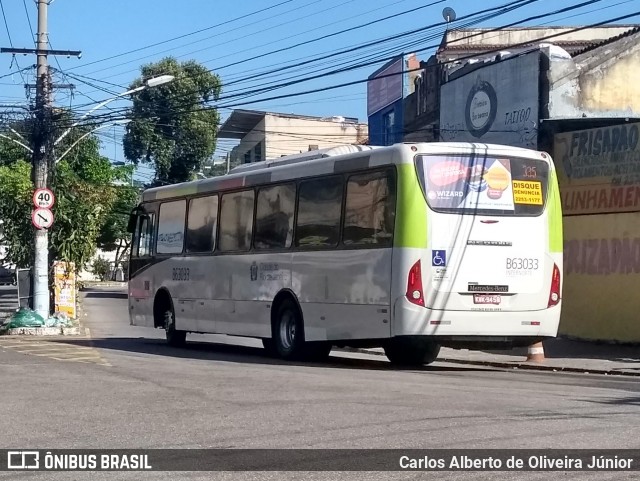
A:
96,178,139,265
0,115,125,272
123,57,222,185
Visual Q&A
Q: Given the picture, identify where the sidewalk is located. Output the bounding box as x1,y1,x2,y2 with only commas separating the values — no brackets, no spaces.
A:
356,338,640,376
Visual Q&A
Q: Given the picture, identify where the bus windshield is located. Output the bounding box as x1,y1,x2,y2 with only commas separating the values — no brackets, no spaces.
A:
415,154,549,216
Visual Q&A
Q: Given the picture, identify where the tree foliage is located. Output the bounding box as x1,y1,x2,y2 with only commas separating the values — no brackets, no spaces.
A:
0,115,137,271
123,57,222,185
96,173,139,264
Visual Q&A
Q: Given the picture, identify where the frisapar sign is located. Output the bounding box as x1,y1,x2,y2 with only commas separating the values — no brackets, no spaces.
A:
554,123,640,215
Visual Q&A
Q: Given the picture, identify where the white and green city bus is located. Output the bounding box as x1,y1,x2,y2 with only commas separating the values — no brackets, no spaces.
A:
127,142,563,366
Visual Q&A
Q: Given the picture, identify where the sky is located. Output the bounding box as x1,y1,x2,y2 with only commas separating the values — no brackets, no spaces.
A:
0,0,638,182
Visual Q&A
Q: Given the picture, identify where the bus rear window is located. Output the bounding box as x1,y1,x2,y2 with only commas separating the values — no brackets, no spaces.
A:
415,154,549,216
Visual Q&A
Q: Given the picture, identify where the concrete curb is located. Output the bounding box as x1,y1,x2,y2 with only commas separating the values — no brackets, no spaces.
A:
338,348,640,377
1,326,82,336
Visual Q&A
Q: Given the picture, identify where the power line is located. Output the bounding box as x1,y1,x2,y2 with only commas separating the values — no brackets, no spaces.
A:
0,67,30,81
219,8,640,110
71,0,429,98
96,1,632,122
211,0,446,73
22,0,34,43
81,0,343,78
179,0,606,108
218,2,514,101
64,0,537,121
0,0,14,46
101,0,443,80
213,0,557,104
0,0,27,85
44,0,635,133
68,0,296,71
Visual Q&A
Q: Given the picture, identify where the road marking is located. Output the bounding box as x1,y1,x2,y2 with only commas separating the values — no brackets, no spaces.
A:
0,337,111,366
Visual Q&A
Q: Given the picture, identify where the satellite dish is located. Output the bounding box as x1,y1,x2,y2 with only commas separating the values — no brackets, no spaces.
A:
442,7,457,23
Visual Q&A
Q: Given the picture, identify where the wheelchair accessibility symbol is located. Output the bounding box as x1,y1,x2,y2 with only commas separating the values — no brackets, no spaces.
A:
432,250,446,267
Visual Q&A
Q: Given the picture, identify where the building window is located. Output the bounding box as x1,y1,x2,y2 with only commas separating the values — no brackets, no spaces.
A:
254,184,296,250
157,200,186,254
186,195,219,253
383,110,395,145
343,170,396,247
219,190,255,251
254,142,262,162
295,176,344,248
244,151,251,164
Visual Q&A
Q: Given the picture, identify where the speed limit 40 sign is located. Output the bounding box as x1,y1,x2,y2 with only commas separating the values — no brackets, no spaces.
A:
33,188,55,209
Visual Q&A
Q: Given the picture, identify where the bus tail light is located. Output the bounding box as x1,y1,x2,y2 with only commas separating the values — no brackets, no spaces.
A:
548,263,561,307
406,260,425,306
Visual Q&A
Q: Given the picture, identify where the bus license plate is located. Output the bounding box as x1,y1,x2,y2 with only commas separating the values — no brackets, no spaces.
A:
473,294,501,305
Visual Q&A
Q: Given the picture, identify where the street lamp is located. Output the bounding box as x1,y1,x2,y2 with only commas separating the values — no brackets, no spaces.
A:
55,119,130,164
0,132,32,153
54,74,174,146
1,120,132,163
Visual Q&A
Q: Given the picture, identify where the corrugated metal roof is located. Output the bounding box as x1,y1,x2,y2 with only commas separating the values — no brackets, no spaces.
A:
440,40,596,52
571,26,640,57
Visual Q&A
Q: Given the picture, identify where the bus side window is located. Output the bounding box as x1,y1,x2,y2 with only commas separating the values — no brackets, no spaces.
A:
343,169,396,247
187,195,219,253
157,201,186,255
295,176,344,248
219,190,255,252
255,184,296,250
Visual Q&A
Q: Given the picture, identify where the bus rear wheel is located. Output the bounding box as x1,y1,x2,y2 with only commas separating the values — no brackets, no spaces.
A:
164,308,186,348
384,337,440,366
273,299,306,360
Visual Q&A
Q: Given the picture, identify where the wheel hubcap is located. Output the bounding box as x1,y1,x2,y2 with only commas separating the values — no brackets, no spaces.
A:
279,312,296,350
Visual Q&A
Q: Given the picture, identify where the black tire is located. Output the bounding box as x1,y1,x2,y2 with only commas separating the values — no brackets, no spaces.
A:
273,299,306,360
164,306,187,348
384,337,440,366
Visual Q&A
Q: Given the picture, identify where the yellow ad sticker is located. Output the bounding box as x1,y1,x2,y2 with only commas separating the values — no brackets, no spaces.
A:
513,180,543,205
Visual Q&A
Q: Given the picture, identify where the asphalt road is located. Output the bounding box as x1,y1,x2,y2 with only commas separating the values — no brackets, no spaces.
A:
0,285,638,481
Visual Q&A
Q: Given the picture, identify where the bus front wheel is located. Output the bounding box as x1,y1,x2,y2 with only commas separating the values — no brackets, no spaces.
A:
273,299,306,360
384,337,440,366
164,308,187,348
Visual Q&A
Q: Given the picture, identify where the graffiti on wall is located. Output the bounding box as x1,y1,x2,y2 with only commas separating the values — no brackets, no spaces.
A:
554,123,640,215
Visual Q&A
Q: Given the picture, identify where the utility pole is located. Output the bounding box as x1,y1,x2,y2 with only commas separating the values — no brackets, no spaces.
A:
1,0,81,319
31,0,51,318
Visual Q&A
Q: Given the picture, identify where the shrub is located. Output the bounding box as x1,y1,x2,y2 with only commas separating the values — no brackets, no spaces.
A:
92,256,110,281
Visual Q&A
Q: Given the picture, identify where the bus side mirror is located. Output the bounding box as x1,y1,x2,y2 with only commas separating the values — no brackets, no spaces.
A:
127,212,139,234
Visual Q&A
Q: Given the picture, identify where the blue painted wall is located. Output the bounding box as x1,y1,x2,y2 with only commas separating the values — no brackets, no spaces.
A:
367,54,410,146
368,99,404,146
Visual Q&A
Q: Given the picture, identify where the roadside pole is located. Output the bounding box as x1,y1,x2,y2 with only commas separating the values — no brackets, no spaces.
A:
31,0,51,319
1,0,81,318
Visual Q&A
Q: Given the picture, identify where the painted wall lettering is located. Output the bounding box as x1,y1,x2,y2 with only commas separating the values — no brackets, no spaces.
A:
561,185,640,213
564,237,640,275
554,123,640,215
